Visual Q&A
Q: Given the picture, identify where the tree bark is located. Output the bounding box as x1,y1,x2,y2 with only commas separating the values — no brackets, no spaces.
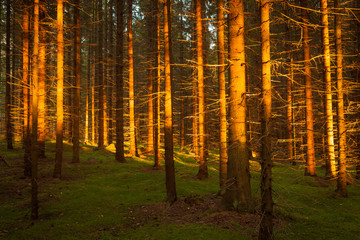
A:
321,0,336,178
97,0,105,149
128,0,137,156
146,0,155,155
301,0,316,176
115,0,126,163
5,0,13,150
222,0,251,211
23,0,31,177
31,0,40,219
195,0,208,180
259,0,273,238
153,0,161,168
54,0,64,179
164,0,177,204
217,0,227,194
72,0,81,163
38,1,46,159
334,0,347,197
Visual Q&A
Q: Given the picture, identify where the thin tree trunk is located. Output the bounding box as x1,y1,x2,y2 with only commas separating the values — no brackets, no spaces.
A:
85,43,90,144
146,0,155,155
38,1,46,159
153,0,161,168
5,0,13,150
285,7,294,165
302,0,316,176
91,62,95,144
217,0,227,194
97,0,105,149
163,0,177,204
356,0,360,180
115,0,126,163
72,0,81,163
259,0,273,238
321,0,336,178
31,0,40,219
195,0,208,180
103,0,108,147
108,0,114,145
23,0,31,177
128,0,137,156
54,0,64,179
222,0,251,211
335,0,347,196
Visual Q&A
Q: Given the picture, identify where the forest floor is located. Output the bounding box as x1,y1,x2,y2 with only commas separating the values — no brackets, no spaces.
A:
0,140,360,240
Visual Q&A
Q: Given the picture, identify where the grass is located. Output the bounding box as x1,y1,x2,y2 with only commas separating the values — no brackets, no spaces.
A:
0,141,359,240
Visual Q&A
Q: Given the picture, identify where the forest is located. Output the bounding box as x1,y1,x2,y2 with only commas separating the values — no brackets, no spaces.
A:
0,0,360,239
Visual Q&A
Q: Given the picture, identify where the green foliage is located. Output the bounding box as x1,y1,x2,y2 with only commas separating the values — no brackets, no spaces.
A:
0,142,359,239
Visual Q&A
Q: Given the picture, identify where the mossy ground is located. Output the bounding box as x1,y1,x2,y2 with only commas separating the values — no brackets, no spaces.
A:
0,141,359,239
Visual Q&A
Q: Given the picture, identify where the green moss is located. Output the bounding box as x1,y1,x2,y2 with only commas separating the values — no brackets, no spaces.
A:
1,141,360,239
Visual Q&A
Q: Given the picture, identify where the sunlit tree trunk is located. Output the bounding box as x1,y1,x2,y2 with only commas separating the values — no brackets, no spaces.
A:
222,0,251,211
97,0,105,149
302,0,316,176
85,43,90,144
103,0,109,147
335,0,347,197
259,0,273,238
154,0,161,168
5,0,13,150
163,0,177,204
195,0,208,179
146,1,155,155
91,63,95,144
108,0,114,145
54,0,64,179
38,1,46,159
72,0,81,163
193,80,198,160
31,0,40,219
128,0,136,156
23,0,31,177
321,0,336,178
217,0,227,194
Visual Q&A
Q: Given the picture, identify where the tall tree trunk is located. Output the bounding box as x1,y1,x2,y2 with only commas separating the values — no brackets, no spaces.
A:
217,0,227,194
85,41,90,143
108,0,114,145
335,0,347,196
23,0,31,177
31,0,40,220
54,0,64,179
38,1,46,159
115,0,126,163
103,0,108,147
5,0,13,150
128,0,137,156
163,0,177,204
321,0,336,178
285,6,294,165
146,0,155,155
259,0,273,238
97,0,105,149
302,0,316,176
195,0,208,180
222,0,251,211
72,0,81,163
153,0,161,168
